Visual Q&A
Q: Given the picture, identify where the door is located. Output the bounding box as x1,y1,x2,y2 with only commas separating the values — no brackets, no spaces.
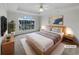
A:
1,16,7,36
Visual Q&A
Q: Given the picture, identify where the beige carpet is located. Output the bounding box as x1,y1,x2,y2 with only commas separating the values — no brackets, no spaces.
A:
63,47,79,55
20,38,65,55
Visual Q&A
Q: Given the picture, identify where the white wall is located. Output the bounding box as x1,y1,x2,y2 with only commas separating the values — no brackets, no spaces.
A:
7,11,41,35
0,8,7,17
41,9,79,41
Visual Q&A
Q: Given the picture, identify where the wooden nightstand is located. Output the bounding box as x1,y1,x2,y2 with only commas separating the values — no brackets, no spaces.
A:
63,35,78,45
1,33,14,55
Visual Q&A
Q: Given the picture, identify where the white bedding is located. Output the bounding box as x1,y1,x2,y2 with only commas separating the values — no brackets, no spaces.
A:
27,33,54,52
50,31,64,38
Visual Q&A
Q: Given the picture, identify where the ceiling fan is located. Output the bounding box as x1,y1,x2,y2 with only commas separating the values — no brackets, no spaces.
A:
17,3,48,14
39,3,48,12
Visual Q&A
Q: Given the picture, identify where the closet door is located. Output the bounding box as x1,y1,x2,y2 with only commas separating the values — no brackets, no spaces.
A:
1,16,7,36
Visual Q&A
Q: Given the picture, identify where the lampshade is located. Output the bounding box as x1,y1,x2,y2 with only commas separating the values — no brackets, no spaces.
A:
41,26,46,30
65,27,74,35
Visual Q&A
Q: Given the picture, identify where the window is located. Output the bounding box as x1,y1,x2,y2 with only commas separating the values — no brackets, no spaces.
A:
19,16,35,30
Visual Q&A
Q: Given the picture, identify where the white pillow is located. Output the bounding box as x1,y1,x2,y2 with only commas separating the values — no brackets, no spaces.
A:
51,28,61,33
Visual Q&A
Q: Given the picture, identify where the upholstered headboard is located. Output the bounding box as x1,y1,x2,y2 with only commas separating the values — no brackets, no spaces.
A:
41,24,65,34
51,25,65,33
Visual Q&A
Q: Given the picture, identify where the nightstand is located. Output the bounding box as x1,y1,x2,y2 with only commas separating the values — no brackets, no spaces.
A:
63,35,78,45
63,35,79,47
1,33,14,55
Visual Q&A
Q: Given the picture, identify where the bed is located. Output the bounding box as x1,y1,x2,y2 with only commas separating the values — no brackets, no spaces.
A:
26,25,65,55
26,25,64,55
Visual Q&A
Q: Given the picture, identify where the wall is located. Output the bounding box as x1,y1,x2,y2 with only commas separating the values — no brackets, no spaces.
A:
41,9,79,41
7,11,41,35
0,8,7,17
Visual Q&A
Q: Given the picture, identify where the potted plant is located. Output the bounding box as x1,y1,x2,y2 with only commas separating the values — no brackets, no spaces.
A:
8,20,15,34
6,34,11,42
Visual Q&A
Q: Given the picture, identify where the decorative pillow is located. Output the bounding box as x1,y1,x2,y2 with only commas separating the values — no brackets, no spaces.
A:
51,28,62,33
41,25,52,31
46,25,52,31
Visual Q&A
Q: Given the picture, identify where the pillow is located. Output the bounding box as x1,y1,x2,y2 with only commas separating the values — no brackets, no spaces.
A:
51,28,62,33
40,25,52,31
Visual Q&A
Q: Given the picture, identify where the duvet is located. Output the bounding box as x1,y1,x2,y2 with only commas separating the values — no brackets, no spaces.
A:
26,31,63,55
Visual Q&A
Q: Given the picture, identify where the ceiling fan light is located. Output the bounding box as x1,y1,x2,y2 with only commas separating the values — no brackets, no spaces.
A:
40,8,44,12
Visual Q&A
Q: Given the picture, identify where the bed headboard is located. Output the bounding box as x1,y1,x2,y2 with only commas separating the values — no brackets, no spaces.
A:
51,24,65,33
41,24,65,34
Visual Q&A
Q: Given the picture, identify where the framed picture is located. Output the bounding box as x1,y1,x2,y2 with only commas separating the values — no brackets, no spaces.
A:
49,15,64,25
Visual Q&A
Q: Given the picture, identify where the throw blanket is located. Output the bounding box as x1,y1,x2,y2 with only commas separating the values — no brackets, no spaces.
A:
37,31,61,44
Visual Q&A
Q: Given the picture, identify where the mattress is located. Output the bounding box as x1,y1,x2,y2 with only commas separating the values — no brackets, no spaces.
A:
26,33,54,52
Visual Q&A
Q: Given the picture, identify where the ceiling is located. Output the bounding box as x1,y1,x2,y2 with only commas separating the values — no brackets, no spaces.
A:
0,3,79,15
